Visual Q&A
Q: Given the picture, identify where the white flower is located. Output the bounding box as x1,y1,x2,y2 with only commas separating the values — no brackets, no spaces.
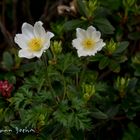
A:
14,21,54,59
72,26,106,57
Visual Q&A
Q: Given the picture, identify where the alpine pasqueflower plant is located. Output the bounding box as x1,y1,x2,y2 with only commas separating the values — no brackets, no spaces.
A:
14,21,54,59
0,0,140,139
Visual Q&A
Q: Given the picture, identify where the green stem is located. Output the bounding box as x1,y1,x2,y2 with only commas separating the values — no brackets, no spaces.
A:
123,8,128,23
41,52,59,104
42,52,48,68
46,70,59,104
76,73,79,88
78,58,88,88
62,74,67,100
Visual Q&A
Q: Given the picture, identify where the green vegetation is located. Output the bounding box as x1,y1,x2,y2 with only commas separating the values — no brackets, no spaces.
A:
0,0,140,139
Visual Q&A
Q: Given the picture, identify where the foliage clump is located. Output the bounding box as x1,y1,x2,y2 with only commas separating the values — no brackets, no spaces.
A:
0,0,140,139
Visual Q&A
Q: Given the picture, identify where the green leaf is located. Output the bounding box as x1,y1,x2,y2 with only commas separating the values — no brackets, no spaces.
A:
65,64,80,74
63,20,86,31
91,108,108,119
109,60,120,73
4,108,15,122
95,82,108,92
19,105,49,128
101,0,121,10
134,70,140,76
114,55,128,63
0,97,6,108
90,53,104,62
53,100,91,130
126,110,136,120
122,122,140,140
106,105,120,118
2,51,14,70
128,32,140,40
127,78,138,92
10,88,33,109
4,72,16,84
76,0,88,17
10,120,21,128
71,129,84,140
57,53,79,73
94,18,115,34
20,62,36,72
24,135,37,140
113,41,129,54
99,56,109,70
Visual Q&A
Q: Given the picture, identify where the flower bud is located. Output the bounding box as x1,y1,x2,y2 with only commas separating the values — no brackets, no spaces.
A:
48,59,57,65
82,83,95,101
105,39,117,55
39,114,45,121
132,53,140,64
123,0,136,8
84,0,98,18
51,41,62,55
0,80,13,98
115,77,130,98
83,93,90,101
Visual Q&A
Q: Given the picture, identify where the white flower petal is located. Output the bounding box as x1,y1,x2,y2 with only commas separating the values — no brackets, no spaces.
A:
19,49,34,58
43,31,54,45
86,26,101,41
34,21,46,38
22,22,34,38
33,50,44,58
72,39,82,50
86,26,96,37
89,49,98,55
91,31,101,42
76,28,86,39
42,42,50,51
77,50,87,57
14,34,28,49
77,49,96,57
95,40,106,51
87,26,96,32
46,31,54,39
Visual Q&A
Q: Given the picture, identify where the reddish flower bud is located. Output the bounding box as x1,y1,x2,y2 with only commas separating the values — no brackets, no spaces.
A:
0,80,13,98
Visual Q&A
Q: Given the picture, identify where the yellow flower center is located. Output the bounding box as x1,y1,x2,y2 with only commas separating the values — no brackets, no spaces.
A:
82,38,95,49
28,38,43,52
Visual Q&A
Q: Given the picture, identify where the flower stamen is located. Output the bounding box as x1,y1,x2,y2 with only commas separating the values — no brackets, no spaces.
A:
82,38,95,49
28,38,43,52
